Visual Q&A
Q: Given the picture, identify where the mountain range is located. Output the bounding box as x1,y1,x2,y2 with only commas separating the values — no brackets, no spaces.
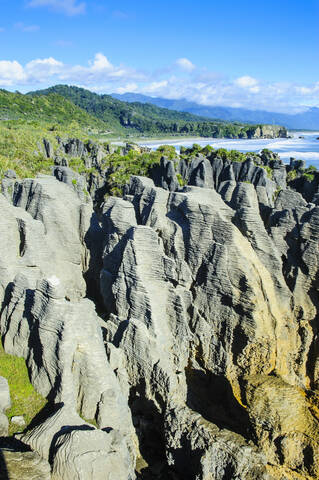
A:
112,93,319,130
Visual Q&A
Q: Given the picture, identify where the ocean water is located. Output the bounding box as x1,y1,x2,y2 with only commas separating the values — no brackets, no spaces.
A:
139,131,319,168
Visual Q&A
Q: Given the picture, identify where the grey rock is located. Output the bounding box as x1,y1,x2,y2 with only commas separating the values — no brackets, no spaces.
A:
52,428,134,480
4,170,16,179
43,138,54,159
0,377,10,413
52,166,89,202
0,376,9,437
10,416,26,428
0,450,51,480
19,405,135,480
99,178,319,478
150,156,180,191
0,413,9,437
2,144,319,479
289,157,306,171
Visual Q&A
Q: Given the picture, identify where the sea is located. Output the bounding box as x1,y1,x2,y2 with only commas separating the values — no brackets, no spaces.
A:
138,131,319,168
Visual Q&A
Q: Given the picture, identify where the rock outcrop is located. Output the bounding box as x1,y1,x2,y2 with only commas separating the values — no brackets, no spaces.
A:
1,146,319,479
0,377,10,437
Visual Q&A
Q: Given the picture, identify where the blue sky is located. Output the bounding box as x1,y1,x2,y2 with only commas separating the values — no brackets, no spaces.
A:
0,0,318,112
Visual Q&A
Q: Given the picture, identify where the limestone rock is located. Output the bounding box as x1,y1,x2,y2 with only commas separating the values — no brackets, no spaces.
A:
0,377,10,413
0,450,51,480
0,415,8,438
99,178,319,479
10,416,26,428
2,146,319,479
19,405,135,480
0,377,10,437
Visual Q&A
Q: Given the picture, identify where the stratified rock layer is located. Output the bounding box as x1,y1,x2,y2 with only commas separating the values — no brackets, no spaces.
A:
0,162,319,479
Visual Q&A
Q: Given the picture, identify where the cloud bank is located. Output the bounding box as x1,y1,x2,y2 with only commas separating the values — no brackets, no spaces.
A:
0,53,318,113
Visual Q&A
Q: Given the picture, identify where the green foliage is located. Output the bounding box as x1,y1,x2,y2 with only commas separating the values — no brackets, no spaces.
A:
226,150,246,162
176,173,187,187
0,89,105,131
156,145,177,159
201,145,214,155
273,187,282,201
287,169,298,182
263,165,273,179
302,165,317,182
0,119,95,180
28,85,268,139
102,148,164,196
0,340,47,435
303,172,315,182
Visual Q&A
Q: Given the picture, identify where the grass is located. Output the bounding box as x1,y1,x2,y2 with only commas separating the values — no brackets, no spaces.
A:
0,120,92,180
0,340,47,435
263,165,273,179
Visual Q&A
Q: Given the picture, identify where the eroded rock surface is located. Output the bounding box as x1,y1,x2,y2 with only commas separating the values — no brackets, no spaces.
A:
0,162,319,479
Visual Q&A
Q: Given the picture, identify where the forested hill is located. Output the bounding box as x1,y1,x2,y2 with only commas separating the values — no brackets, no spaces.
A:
0,89,106,130
28,85,288,139
113,92,319,130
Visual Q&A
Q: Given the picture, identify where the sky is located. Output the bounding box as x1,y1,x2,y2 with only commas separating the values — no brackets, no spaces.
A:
0,0,318,112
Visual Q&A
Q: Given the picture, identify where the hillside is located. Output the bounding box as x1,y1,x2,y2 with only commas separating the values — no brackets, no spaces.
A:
0,89,106,131
113,92,319,130
28,85,288,138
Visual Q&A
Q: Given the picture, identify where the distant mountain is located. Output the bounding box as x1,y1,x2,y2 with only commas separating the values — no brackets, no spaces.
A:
27,85,287,139
112,93,319,130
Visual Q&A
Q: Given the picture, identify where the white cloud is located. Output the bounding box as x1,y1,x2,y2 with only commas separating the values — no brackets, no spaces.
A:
115,83,139,94
14,22,40,32
176,57,195,72
26,57,64,81
144,81,169,93
0,60,26,86
90,53,113,71
235,75,258,88
295,83,319,96
27,0,86,16
0,53,318,113
0,53,146,91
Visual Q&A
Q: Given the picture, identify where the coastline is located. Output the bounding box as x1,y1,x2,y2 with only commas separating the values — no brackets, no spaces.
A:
133,131,319,167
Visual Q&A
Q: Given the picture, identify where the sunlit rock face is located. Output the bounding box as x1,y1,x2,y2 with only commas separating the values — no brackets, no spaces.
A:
0,167,319,479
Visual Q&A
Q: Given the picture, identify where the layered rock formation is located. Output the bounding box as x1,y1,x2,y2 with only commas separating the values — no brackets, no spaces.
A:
1,145,319,479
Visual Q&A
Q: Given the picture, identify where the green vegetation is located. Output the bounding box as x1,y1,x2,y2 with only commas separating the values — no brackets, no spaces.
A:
0,122,55,179
303,172,315,182
303,165,317,181
156,144,177,159
0,340,46,435
0,89,104,180
28,85,276,139
0,86,289,184
286,165,318,183
287,169,298,181
176,173,187,187
273,186,282,201
263,165,273,179
0,89,106,131
102,149,163,196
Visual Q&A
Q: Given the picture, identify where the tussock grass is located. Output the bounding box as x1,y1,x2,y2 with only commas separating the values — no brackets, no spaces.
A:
0,340,46,435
